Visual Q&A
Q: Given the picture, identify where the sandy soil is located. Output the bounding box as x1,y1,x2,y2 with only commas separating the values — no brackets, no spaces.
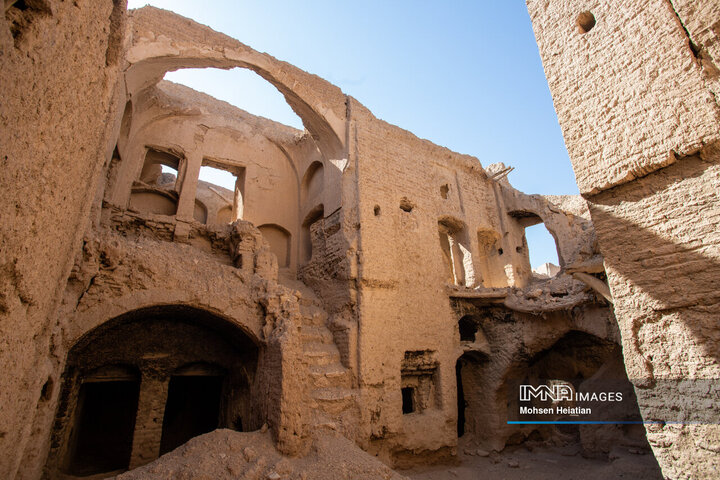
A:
113,429,408,480
403,437,664,480
112,429,663,480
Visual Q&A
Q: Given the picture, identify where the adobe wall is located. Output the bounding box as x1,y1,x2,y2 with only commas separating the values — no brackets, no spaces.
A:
526,1,720,477
0,1,127,478
347,98,616,463
0,3,662,478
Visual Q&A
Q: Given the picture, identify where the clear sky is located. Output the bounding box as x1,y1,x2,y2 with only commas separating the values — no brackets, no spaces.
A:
127,0,571,269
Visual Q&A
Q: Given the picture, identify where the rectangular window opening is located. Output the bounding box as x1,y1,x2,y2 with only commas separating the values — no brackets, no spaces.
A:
197,160,245,225
138,148,181,191
401,387,415,414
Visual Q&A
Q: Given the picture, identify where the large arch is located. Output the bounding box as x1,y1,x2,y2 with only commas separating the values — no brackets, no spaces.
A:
124,7,347,165
64,290,265,349
46,305,262,477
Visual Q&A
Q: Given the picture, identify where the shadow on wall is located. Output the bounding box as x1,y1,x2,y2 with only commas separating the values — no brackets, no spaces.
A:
588,153,720,372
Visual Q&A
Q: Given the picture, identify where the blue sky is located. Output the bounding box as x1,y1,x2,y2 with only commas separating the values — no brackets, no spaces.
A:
127,0,569,268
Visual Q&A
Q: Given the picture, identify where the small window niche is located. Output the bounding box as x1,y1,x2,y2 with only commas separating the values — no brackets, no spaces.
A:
197,160,245,225
258,224,291,268
401,351,440,415
438,217,475,287
301,205,324,265
458,315,478,342
440,184,449,199
301,161,324,205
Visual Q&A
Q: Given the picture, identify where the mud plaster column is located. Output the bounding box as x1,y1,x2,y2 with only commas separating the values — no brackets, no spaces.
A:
174,150,203,240
129,373,169,469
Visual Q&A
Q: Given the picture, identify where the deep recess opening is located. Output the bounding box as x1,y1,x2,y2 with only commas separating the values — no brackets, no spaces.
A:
401,387,415,414
399,198,414,213
440,184,449,199
456,359,466,437
51,305,260,477
576,11,596,34
67,376,140,476
301,205,324,265
159,374,224,455
459,316,477,342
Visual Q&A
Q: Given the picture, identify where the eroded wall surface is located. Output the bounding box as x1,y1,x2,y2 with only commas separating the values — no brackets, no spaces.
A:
347,98,620,464
0,4,658,478
0,1,127,478
527,1,720,477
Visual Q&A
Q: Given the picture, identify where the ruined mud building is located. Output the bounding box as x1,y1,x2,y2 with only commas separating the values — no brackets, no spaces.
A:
1,1,718,479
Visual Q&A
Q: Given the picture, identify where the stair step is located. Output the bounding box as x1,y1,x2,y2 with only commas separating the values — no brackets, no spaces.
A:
300,325,334,344
299,296,319,307
313,387,355,403
312,388,356,414
303,343,340,365
301,309,328,327
309,363,351,388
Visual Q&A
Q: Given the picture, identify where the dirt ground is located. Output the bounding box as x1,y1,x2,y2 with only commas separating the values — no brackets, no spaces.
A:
114,428,664,480
403,436,664,480
113,429,406,480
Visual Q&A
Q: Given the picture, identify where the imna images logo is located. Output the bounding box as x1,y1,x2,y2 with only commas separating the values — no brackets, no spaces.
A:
519,382,623,403
519,383,574,402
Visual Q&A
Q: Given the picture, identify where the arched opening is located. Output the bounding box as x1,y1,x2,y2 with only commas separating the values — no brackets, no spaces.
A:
301,205,324,265
163,67,304,130
501,331,650,454
525,223,561,277
193,199,208,224
456,352,489,438
138,148,181,191
216,205,233,224
301,161,324,205
48,305,260,477
438,217,475,286
507,211,561,281
258,224,291,268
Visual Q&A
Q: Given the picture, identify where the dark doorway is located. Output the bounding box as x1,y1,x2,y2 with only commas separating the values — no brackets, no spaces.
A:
456,359,466,437
159,375,223,455
458,315,477,342
67,378,140,476
401,387,415,414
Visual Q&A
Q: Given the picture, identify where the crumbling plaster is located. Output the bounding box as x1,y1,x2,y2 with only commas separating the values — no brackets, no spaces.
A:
0,3,666,479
